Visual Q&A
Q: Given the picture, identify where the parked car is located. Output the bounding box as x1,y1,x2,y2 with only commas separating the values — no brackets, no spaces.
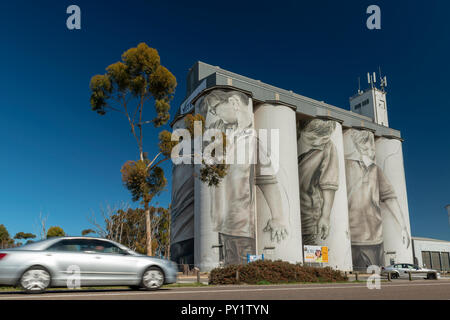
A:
0,237,177,293
381,263,440,279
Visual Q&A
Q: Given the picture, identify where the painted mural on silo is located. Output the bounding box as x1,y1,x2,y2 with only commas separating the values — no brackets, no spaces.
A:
344,128,408,270
297,119,353,271
254,103,303,264
375,136,412,265
194,89,256,270
170,117,195,266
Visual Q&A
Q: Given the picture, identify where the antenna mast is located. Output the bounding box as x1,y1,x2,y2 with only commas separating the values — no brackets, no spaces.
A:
378,66,388,92
367,72,377,88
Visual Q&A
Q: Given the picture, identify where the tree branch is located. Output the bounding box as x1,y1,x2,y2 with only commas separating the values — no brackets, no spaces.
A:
104,103,127,115
138,95,144,159
147,152,162,169
149,157,169,171
121,95,142,156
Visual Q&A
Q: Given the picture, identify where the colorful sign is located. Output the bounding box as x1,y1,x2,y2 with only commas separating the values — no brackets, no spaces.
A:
304,245,329,263
247,254,264,263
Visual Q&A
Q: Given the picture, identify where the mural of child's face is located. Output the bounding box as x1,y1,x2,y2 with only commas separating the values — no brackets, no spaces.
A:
353,132,375,159
301,119,335,147
214,96,239,124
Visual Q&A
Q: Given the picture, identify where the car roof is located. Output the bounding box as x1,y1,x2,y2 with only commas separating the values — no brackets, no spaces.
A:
12,236,117,250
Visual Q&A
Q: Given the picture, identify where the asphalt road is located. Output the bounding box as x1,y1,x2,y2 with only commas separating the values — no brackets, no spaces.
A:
0,279,449,300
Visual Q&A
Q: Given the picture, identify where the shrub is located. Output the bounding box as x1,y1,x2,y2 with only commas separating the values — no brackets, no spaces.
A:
209,260,348,285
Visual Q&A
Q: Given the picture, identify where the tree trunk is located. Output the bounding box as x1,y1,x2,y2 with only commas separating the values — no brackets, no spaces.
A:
145,204,152,256
166,211,171,259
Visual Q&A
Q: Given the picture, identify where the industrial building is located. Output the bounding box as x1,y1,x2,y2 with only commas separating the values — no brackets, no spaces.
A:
170,61,450,272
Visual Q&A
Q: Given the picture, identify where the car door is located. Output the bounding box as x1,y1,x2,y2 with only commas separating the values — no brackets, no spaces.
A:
393,264,405,278
400,264,420,278
402,264,413,276
84,239,141,286
400,264,411,276
46,239,100,287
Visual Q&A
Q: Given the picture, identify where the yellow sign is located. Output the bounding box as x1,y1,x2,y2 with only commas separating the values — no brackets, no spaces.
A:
304,245,329,263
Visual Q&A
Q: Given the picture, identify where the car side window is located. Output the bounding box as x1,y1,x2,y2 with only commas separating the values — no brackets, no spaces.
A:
81,240,124,255
47,240,81,252
100,241,124,254
50,239,104,253
394,264,402,268
48,239,124,254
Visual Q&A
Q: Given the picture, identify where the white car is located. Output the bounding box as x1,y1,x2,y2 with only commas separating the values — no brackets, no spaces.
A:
381,263,440,279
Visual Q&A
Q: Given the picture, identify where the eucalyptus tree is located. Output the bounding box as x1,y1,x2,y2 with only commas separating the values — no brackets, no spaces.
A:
90,43,177,256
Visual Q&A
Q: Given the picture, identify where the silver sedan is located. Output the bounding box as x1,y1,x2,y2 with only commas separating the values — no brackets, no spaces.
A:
0,237,177,293
381,263,440,279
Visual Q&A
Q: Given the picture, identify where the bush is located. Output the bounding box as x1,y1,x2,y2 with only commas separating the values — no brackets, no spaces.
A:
209,260,348,285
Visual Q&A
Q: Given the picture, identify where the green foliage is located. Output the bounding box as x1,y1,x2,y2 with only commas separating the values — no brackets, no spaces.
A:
121,160,148,202
183,113,229,187
89,75,112,115
46,226,65,238
14,232,36,240
158,130,178,158
89,42,176,127
209,260,348,285
81,229,96,236
199,164,228,187
120,160,167,204
152,207,170,257
98,207,170,256
0,224,15,248
0,225,18,248
0,224,10,242
184,113,205,136
110,208,147,254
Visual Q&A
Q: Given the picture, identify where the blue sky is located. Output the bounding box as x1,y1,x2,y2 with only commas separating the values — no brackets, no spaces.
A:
0,0,448,241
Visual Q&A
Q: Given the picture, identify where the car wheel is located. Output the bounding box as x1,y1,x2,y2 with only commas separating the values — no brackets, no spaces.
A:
19,266,51,294
391,272,399,279
141,267,165,290
427,273,436,280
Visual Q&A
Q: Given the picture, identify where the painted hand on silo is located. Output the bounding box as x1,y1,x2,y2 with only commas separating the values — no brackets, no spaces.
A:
317,216,330,240
264,219,288,243
402,228,411,248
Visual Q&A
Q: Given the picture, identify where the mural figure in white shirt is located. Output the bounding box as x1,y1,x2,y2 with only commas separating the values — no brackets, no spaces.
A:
198,90,287,265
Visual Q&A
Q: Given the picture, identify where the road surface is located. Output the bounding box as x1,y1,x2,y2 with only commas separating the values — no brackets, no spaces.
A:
0,279,449,300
